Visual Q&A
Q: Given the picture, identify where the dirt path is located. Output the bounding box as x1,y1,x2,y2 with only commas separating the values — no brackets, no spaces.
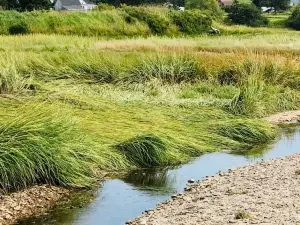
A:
0,185,69,225
264,110,300,124
128,154,300,225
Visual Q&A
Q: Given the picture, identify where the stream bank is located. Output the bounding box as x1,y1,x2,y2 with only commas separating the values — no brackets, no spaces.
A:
128,153,300,225
1,111,300,225
0,185,69,225
16,125,300,225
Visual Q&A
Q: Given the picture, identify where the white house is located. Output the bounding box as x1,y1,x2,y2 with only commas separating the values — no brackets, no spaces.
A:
290,0,300,6
53,0,97,11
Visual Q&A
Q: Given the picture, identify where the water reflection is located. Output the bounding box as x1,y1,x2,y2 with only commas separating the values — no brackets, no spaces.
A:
18,126,300,225
122,168,176,195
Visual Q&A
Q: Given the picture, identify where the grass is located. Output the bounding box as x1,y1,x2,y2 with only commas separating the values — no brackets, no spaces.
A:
0,7,212,37
0,104,95,192
1,26,300,192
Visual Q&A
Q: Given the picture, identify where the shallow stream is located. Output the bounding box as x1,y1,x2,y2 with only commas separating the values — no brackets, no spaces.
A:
19,126,300,225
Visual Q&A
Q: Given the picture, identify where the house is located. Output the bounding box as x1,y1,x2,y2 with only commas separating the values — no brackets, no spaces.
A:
53,0,97,11
217,0,233,6
290,0,300,6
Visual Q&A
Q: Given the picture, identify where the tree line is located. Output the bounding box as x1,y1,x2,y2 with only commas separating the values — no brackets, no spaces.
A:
251,0,290,11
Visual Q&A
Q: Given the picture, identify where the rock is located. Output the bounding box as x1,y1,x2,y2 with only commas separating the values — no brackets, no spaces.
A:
139,220,147,225
188,179,195,184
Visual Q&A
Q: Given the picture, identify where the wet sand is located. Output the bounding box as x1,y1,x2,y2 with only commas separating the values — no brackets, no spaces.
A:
265,110,300,125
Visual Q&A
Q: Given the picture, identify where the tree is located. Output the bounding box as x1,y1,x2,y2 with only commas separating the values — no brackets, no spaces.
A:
287,6,300,30
228,2,269,26
252,0,265,7
0,0,19,9
18,0,52,10
252,0,290,11
0,0,52,10
268,0,289,12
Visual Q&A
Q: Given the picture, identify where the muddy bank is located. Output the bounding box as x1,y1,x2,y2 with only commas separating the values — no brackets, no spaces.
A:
128,154,300,225
0,185,69,225
265,110,300,124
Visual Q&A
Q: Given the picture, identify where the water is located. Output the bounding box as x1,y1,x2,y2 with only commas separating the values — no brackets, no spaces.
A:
19,126,300,225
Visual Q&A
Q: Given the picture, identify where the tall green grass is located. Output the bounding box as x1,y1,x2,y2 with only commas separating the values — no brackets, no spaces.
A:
0,55,31,94
127,55,207,84
0,104,96,192
0,33,299,192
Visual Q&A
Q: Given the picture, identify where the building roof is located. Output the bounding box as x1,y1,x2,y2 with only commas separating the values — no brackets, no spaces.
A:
59,0,94,6
219,0,233,5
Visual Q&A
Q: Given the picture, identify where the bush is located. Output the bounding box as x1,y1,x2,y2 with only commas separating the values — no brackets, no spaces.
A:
123,6,171,35
8,23,29,35
185,0,223,19
287,6,300,30
227,3,269,27
93,3,116,11
171,10,212,34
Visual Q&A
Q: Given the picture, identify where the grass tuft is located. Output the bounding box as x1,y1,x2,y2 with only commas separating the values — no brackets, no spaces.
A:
116,134,186,167
127,55,207,84
0,104,95,193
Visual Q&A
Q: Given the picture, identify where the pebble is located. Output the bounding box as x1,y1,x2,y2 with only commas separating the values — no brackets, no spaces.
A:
0,185,69,225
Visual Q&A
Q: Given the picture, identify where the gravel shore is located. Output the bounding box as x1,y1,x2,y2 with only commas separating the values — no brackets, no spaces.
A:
0,185,69,225
128,154,300,225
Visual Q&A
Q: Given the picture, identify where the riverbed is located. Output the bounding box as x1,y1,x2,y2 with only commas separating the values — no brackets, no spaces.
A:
18,126,300,225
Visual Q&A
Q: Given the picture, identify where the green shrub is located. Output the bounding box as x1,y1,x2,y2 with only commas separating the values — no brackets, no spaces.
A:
227,3,269,27
171,10,212,34
8,23,29,35
287,6,300,30
93,3,116,11
123,6,171,34
185,0,223,18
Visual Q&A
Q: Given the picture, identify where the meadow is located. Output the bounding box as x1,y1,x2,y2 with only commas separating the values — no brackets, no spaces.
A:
1,20,300,193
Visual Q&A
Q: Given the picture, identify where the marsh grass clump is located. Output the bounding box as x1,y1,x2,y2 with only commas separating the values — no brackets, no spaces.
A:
216,119,276,148
217,68,238,85
295,170,300,175
116,134,169,167
116,134,186,167
227,77,265,116
0,104,96,193
127,55,207,84
0,59,30,94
